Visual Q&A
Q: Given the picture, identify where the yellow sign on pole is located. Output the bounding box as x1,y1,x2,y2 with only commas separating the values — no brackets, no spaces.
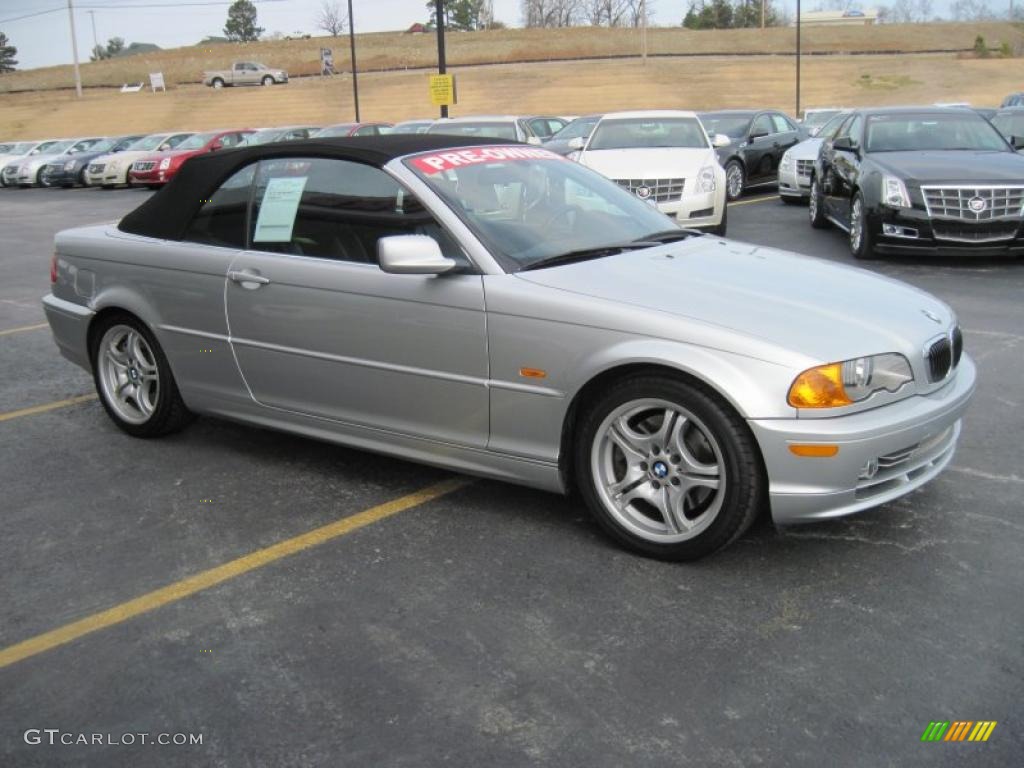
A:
429,74,456,107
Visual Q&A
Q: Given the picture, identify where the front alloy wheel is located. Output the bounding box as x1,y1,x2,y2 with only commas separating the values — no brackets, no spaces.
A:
809,178,829,229
849,193,877,260
575,375,764,560
724,161,745,201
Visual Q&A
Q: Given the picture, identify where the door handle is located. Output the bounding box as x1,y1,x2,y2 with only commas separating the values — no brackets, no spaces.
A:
228,269,271,288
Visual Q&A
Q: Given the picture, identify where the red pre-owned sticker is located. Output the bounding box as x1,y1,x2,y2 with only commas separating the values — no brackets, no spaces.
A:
409,146,563,173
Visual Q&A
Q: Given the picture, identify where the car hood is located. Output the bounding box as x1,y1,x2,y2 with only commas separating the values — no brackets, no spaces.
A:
788,137,824,160
96,149,162,165
870,150,1024,184
580,148,718,178
515,236,953,364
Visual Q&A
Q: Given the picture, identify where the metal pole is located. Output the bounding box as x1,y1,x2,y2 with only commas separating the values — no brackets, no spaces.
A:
761,0,765,28
436,0,448,118
347,0,359,121
88,10,98,52
795,0,801,118
66,0,82,98
640,0,647,63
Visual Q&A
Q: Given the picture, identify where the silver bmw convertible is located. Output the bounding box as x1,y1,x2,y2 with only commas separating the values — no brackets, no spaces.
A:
42,135,976,560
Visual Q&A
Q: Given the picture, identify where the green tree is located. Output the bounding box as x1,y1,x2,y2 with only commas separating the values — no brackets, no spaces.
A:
0,30,17,73
426,0,486,31
90,36,125,62
224,0,264,42
683,0,734,29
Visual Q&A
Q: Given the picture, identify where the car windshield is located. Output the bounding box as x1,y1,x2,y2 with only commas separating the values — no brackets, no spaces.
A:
817,111,850,139
176,132,218,150
405,146,677,272
42,140,74,154
699,114,752,139
865,113,1010,152
242,130,285,145
803,110,840,128
554,117,599,141
429,122,518,141
112,136,142,151
0,143,14,153
390,122,432,134
588,117,708,150
81,138,115,153
992,113,1024,141
314,124,356,137
129,134,172,151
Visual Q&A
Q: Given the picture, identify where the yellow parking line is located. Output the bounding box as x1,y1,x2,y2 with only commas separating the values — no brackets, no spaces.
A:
729,195,780,207
0,322,48,337
0,393,98,423
0,477,470,669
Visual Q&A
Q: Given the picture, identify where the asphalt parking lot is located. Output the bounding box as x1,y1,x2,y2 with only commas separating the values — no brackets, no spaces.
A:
1,186,1021,767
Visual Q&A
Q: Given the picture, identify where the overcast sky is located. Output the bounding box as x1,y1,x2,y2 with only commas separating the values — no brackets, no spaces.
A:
0,0,973,71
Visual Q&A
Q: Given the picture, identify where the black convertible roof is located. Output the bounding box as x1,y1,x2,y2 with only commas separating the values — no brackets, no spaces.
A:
118,134,507,241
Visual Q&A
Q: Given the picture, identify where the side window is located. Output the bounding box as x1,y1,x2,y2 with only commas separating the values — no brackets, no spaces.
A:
353,125,377,137
219,133,245,148
771,114,794,133
182,164,256,248
751,115,774,137
843,116,864,147
249,157,468,266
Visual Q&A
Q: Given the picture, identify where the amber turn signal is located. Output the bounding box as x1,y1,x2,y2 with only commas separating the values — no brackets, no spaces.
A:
788,444,840,458
787,363,853,408
519,367,547,379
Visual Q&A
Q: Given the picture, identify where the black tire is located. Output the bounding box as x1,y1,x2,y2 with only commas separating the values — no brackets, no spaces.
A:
708,203,727,237
574,373,765,561
808,176,830,229
90,313,194,438
849,191,878,260
261,75,274,86
724,160,745,201
780,195,803,205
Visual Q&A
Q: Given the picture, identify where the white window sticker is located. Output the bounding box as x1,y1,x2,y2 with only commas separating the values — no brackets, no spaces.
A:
253,176,307,242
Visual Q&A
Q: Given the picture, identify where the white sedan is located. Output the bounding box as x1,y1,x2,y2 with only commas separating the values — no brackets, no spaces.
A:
567,110,729,235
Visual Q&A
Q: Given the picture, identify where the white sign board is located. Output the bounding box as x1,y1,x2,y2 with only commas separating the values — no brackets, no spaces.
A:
253,177,308,243
150,72,166,92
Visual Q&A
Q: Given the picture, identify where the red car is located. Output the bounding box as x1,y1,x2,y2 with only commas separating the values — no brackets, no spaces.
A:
312,122,393,138
129,129,253,187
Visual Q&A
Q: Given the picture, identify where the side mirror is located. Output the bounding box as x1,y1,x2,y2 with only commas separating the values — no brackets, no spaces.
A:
712,133,731,148
832,136,856,152
378,235,456,275
567,136,586,151
526,136,543,146
1011,135,1024,150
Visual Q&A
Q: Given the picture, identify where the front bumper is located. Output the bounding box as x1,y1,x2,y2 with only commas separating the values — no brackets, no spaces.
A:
129,167,172,185
659,190,724,228
871,207,1024,257
778,165,810,199
749,355,976,525
42,294,95,371
39,166,79,186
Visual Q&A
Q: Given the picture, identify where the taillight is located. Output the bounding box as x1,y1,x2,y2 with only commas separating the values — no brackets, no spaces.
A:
50,253,58,284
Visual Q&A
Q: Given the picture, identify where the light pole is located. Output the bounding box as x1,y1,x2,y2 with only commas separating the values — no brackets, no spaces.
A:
87,10,98,53
346,0,359,121
795,0,801,118
436,0,448,118
67,0,82,98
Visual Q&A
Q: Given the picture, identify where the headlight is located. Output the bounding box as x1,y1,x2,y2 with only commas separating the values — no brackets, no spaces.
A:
780,152,793,171
159,157,171,170
696,165,717,193
881,174,911,208
788,353,913,408
64,160,77,171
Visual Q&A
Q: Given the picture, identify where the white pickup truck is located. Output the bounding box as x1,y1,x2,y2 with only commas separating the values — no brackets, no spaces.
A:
203,61,289,88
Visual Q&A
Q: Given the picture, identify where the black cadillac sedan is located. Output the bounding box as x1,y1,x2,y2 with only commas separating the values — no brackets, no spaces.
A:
698,109,804,200
809,107,1024,259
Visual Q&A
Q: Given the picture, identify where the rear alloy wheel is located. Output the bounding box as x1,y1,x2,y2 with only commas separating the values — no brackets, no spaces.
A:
808,177,829,229
576,375,764,560
92,315,194,438
849,192,877,260
724,161,745,201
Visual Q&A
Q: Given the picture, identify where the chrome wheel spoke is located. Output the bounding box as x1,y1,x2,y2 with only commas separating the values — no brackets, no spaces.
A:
610,416,650,460
97,324,160,425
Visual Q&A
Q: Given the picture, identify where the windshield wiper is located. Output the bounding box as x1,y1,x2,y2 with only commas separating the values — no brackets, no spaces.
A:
631,229,698,244
520,244,646,271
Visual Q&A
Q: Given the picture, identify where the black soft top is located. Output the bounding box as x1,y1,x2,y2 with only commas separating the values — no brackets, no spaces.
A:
118,134,507,241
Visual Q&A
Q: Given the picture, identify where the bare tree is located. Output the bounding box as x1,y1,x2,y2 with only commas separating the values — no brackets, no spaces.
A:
522,0,583,27
315,0,347,37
